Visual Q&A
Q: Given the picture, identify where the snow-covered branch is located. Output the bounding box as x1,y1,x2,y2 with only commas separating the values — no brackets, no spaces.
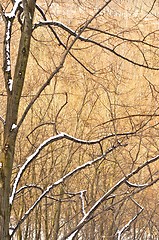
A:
10,133,63,205
126,180,149,188
60,154,159,240
10,132,127,205
10,142,159,238
15,184,43,196
10,142,119,237
1,0,22,92
34,0,111,34
79,190,87,217
33,21,77,36
34,4,94,74
116,199,144,240
5,0,22,19
4,19,12,74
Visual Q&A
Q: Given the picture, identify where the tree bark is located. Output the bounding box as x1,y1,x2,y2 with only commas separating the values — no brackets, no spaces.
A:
0,1,36,239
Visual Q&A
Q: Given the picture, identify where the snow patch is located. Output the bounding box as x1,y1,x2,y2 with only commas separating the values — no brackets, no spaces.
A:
8,79,13,91
6,63,11,72
6,21,11,41
29,12,32,20
66,231,78,240
11,124,17,130
5,21,11,72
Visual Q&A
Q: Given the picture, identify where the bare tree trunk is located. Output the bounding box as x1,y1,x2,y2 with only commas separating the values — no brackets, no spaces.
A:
0,1,36,239
0,151,13,240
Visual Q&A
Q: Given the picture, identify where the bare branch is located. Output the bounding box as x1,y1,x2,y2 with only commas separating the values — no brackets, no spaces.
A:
17,0,112,129
0,116,5,125
35,4,95,74
86,26,159,50
33,20,159,70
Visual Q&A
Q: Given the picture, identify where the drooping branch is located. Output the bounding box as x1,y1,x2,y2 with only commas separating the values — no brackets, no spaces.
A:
10,131,127,205
125,181,149,188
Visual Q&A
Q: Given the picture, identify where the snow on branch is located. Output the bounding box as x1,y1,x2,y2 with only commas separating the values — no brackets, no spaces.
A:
116,199,144,240
11,124,17,131
34,4,94,75
33,21,77,36
126,180,149,188
10,146,159,238
4,20,12,73
34,0,112,32
10,132,123,205
15,184,43,196
1,0,22,74
10,132,63,205
60,154,159,240
10,142,120,237
8,78,13,92
5,0,22,19
63,190,87,213
0,1,21,90
79,190,87,217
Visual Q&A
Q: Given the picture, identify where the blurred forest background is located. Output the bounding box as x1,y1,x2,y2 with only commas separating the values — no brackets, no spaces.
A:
0,0,159,239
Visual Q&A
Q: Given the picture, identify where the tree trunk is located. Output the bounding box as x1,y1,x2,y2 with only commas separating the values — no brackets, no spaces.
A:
0,151,13,240
0,1,36,238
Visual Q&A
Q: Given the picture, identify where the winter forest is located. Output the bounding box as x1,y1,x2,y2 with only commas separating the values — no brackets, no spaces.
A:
0,0,159,239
